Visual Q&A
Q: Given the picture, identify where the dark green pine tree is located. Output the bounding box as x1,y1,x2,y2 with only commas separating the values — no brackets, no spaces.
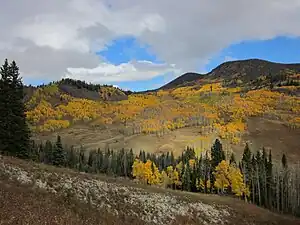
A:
88,150,96,173
38,143,44,163
78,146,86,172
204,151,211,193
241,143,252,185
0,59,11,155
211,139,225,169
281,153,287,169
0,59,30,158
123,151,128,177
190,162,198,192
52,135,65,167
127,149,134,178
67,146,78,169
102,149,109,173
44,140,53,164
96,149,103,173
117,148,125,176
29,140,39,162
9,61,31,159
111,150,118,176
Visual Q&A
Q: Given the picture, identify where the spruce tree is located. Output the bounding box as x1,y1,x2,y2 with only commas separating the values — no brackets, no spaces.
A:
67,146,78,169
183,162,191,191
241,143,252,185
88,150,96,173
44,140,53,164
79,146,86,172
0,59,10,155
281,153,287,169
9,61,30,158
211,139,225,169
97,149,103,173
127,149,134,177
0,59,30,158
52,135,65,167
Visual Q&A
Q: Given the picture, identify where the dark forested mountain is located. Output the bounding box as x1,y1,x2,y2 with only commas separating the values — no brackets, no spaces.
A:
158,72,204,90
158,59,300,90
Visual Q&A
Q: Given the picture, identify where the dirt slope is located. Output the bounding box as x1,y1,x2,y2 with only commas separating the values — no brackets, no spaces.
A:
0,156,299,225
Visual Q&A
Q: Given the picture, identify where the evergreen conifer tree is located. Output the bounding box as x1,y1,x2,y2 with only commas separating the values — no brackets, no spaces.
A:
0,59,30,158
44,140,53,164
0,59,11,155
281,153,287,169
183,162,191,191
211,139,225,169
241,143,252,185
9,61,30,158
52,135,65,167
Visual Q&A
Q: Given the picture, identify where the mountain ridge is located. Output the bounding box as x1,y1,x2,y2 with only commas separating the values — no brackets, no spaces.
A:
156,58,300,90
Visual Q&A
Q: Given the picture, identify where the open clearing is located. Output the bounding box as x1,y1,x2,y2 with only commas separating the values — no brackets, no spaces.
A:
33,116,300,161
33,126,218,157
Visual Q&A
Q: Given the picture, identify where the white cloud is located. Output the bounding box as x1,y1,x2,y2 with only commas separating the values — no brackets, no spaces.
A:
0,0,300,84
65,60,180,83
223,56,238,63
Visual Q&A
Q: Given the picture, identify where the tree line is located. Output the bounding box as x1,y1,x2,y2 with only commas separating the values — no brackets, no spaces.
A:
25,136,300,217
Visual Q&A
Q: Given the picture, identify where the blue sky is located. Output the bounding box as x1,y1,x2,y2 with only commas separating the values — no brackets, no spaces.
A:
98,37,173,91
96,36,300,91
4,1,300,92
24,36,300,92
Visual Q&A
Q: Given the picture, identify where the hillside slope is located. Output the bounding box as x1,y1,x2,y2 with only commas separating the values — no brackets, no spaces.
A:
158,72,204,90
159,59,300,90
0,156,299,225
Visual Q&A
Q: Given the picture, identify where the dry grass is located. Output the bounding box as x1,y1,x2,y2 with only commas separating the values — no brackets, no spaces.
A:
34,116,300,162
1,156,300,225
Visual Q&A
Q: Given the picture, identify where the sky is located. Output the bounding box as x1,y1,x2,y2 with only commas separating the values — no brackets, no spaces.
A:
1,1,300,91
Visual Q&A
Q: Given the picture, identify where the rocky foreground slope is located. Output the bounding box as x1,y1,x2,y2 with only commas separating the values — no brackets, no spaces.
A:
0,156,299,225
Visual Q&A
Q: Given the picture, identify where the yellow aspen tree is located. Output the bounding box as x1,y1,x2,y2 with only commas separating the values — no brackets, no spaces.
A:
132,159,145,183
149,161,161,185
143,160,153,184
228,165,250,199
213,160,230,193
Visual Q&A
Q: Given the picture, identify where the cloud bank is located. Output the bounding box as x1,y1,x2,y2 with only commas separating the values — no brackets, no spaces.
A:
1,0,300,84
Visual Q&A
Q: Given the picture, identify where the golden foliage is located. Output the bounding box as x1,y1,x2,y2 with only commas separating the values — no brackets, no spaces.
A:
214,160,249,197
132,159,161,185
26,81,300,136
38,119,70,132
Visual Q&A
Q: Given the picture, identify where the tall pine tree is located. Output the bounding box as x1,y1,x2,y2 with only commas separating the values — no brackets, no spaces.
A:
52,135,65,167
0,59,30,158
211,139,225,168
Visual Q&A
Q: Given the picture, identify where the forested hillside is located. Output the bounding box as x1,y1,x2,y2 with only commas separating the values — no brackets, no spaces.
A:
25,68,300,162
